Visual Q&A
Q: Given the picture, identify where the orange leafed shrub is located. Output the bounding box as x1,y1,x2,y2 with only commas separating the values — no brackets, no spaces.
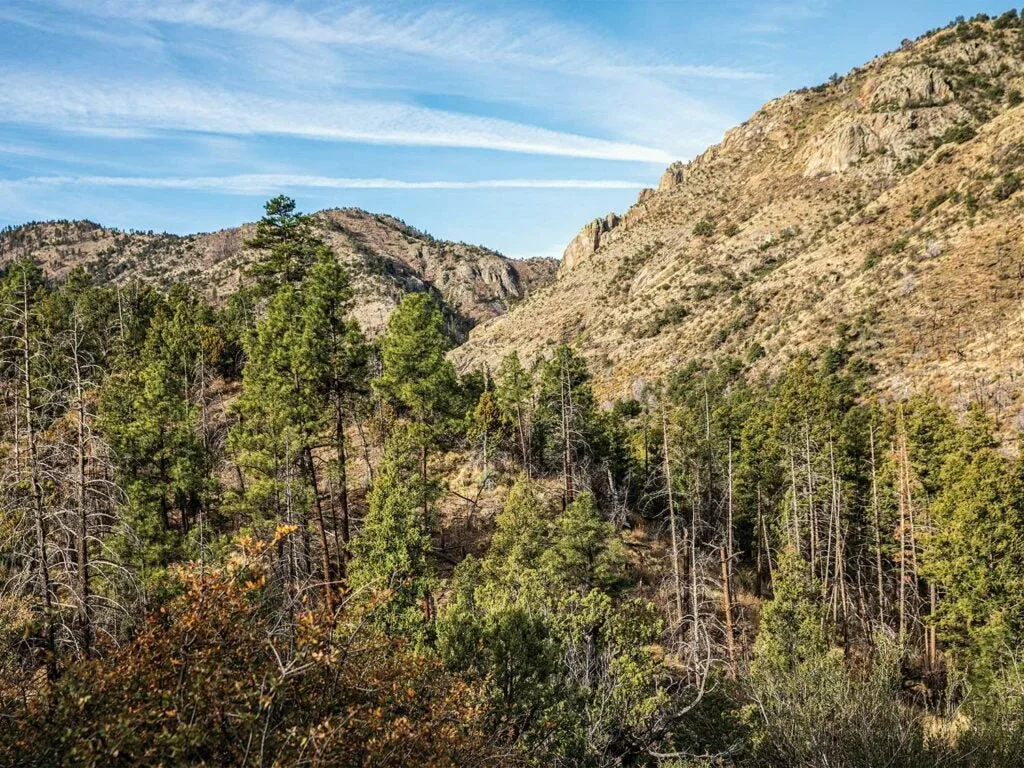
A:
0,548,504,767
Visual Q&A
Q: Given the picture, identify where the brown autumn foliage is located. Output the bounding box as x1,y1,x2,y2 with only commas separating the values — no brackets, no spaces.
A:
0,532,505,768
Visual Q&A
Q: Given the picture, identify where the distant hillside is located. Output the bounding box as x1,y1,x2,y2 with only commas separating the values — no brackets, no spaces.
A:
0,208,558,339
456,13,1024,424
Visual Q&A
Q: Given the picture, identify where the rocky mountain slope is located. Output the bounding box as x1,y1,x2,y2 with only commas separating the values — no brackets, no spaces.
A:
456,13,1024,425
0,208,557,338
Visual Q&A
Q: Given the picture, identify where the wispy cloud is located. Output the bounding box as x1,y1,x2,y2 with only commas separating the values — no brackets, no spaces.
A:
0,0,775,246
0,142,63,161
0,3,164,50
743,0,832,37
60,0,752,79
39,0,743,158
0,73,674,163
0,140,155,172
1,174,648,195
605,64,773,81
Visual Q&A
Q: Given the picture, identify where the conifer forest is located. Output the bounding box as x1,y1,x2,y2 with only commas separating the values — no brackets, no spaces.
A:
4,195,1024,767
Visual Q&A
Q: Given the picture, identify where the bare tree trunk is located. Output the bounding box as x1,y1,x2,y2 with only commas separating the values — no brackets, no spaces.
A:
283,464,297,642
421,442,430,527
356,419,374,485
21,276,57,680
703,379,714,515
824,434,840,608
869,427,886,625
927,582,938,671
561,361,574,508
896,414,920,648
805,424,816,579
661,404,684,631
306,446,334,613
515,401,529,478
923,485,938,672
334,402,350,579
896,420,908,641
720,441,736,675
71,314,92,657
755,483,764,598
690,471,700,643
116,284,126,349
482,417,489,475
789,450,802,554
761,486,775,591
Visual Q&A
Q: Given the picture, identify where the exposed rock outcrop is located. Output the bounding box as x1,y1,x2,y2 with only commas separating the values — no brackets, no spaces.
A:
1,208,559,340
559,213,621,274
864,65,954,108
658,163,686,191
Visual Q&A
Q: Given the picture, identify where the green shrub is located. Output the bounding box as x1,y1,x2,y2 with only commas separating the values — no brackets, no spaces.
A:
994,172,1022,201
636,301,688,338
747,555,933,768
746,342,766,363
934,124,977,148
994,9,1020,29
692,218,715,237
927,190,951,211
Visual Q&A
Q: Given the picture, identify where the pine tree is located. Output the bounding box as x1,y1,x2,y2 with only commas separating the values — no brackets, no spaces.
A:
375,293,457,426
374,293,457,523
298,252,369,578
437,479,666,764
534,345,597,507
494,351,533,474
228,284,318,610
348,428,436,639
923,445,1024,674
540,492,628,594
245,196,329,296
752,550,831,676
99,291,216,585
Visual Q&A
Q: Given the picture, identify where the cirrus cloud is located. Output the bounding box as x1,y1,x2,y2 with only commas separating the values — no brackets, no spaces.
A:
0,72,675,163
1,174,649,195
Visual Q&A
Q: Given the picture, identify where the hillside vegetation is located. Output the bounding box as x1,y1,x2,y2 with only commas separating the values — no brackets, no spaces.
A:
0,206,556,340
457,13,1024,426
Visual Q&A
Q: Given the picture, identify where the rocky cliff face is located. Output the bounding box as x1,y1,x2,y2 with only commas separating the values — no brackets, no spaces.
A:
0,208,558,339
456,15,1024,424
560,213,621,274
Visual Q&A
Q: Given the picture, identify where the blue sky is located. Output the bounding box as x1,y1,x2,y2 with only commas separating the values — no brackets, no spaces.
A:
0,1,1016,258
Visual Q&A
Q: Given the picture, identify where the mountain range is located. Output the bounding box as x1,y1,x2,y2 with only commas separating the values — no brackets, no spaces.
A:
4,15,1024,423
456,15,1024,426
0,208,556,340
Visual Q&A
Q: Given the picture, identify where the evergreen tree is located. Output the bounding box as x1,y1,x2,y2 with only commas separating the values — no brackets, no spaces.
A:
494,351,533,474
298,252,369,575
348,428,436,640
245,196,328,296
228,284,318,609
751,550,830,676
438,480,667,765
374,293,457,521
99,291,216,587
923,445,1024,674
375,292,457,427
468,386,499,474
534,345,597,506
540,492,628,594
